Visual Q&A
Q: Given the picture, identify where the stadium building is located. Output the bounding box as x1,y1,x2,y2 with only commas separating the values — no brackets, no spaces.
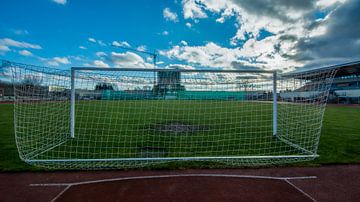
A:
1,61,360,103
328,62,360,104
279,61,360,104
322,61,360,104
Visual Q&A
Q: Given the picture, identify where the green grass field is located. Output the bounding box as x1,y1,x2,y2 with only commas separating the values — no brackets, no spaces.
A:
18,101,303,161
0,103,359,171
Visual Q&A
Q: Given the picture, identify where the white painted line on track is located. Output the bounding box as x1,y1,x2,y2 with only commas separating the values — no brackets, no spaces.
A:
285,179,317,202
50,185,71,202
30,173,317,187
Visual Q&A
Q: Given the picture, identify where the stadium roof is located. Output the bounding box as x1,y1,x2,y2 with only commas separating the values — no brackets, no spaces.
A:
332,61,360,77
285,60,360,79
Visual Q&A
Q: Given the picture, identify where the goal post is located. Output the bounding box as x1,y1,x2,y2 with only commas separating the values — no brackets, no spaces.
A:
70,68,75,138
69,67,279,140
2,60,337,169
272,71,277,137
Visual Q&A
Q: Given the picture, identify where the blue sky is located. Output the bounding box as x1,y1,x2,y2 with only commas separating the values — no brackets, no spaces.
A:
1,0,359,71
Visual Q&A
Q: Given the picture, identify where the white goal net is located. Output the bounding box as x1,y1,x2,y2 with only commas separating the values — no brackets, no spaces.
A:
1,60,337,169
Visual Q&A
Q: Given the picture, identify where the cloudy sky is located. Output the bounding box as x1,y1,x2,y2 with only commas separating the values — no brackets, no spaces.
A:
1,0,359,72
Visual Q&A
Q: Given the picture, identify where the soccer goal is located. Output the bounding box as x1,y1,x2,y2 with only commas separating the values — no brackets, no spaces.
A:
2,60,337,169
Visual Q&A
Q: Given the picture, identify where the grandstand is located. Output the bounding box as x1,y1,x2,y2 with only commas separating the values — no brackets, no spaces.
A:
279,61,360,104
328,62,360,104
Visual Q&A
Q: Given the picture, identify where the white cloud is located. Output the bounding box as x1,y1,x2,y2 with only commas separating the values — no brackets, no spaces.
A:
162,39,302,71
146,56,153,62
88,37,96,43
180,40,188,46
96,51,107,57
52,0,67,5
162,31,169,36
112,40,131,47
185,22,192,28
69,56,83,61
182,0,208,19
98,40,106,46
166,64,195,70
177,0,352,70
87,38,107,46
87,60,110,68
47,61,60,66
112,41,120,46
162,42,240,68
0,38,41,49
163,8,178,22
111,51,144,65
137,45,147,51
47,57,70,66
216,17,225,23
308,23,328,37
316,0,346,8
79,46,86,49
19,50,32,56
13,29,29,35
111,51,153,68
0,45,10,52
179,1,321,44
54,57,70,64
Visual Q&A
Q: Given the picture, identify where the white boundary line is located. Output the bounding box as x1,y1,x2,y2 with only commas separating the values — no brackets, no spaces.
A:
50,185,71,202
29,174,317,201
284,179,317,202
30,174,316,186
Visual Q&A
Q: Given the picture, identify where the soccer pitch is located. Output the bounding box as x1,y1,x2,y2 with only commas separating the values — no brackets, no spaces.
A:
1,103,359,170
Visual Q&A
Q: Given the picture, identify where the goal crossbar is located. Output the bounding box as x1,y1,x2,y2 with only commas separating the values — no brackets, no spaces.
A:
71,66,276,73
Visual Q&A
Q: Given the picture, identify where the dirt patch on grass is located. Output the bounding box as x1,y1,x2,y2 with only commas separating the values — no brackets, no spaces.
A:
153,122,209,135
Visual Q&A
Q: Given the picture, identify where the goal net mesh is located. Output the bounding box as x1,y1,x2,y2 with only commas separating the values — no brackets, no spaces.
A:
1,60,337,169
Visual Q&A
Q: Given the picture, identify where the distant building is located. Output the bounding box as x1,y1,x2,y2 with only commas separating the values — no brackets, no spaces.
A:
0,82,13,97
154,70,185,96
